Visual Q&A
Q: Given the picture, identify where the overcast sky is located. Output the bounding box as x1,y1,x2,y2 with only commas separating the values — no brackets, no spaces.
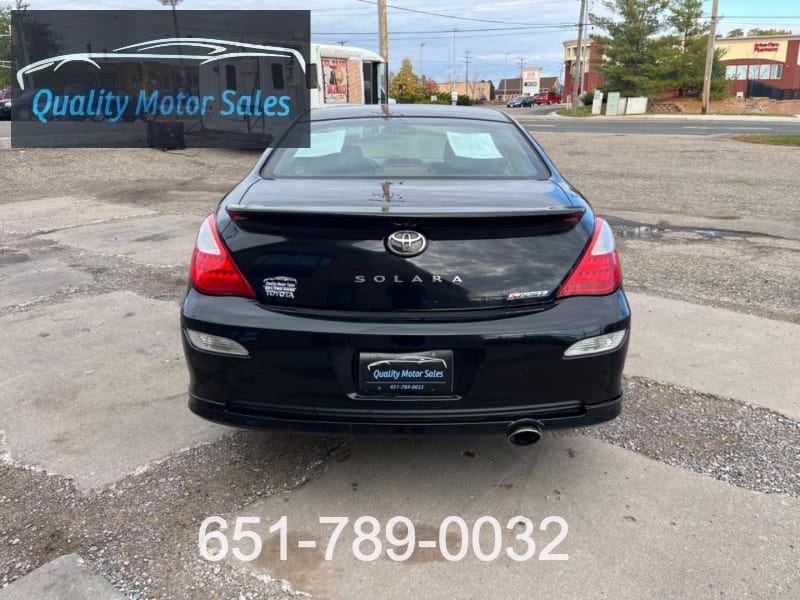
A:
19,1,800,85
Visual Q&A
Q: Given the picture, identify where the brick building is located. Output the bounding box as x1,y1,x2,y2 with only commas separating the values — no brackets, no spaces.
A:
563,38,605,97
717,34,800,100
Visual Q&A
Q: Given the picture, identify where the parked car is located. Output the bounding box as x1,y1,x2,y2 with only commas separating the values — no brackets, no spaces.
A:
181,104,630,445
0,97,11,120
506,95,531,108
534,91,562,105
9,89,49,121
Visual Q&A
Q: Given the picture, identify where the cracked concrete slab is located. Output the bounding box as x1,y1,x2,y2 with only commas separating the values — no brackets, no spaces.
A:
0,256,92,309
229,434,799,600
40,215,200,267
0,197,153,236
0,291,229,490
625,292,800,420
0,554,125,600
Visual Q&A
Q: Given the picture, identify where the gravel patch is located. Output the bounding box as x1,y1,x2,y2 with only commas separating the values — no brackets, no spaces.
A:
0,431,342,599
585,376,800,496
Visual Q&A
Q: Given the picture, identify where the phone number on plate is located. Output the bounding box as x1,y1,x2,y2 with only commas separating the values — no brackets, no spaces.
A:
199,515,568,562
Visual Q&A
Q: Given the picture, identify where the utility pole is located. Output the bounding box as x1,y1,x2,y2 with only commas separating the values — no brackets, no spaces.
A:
516,58,525,97
571,0,587,115
377,0,388,103
419,41,425,87
451,27,458,103
463,50,472,98
702,0,720,114
503,51,510,100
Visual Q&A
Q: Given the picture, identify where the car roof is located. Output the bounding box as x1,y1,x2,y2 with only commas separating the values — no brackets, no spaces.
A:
308,103,513,123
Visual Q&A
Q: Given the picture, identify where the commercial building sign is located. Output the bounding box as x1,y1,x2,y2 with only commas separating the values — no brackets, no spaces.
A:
754,42,780,53
11,10,310,148
521,67,541,96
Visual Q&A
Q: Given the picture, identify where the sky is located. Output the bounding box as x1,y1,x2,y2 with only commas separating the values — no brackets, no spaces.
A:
17,1,800,86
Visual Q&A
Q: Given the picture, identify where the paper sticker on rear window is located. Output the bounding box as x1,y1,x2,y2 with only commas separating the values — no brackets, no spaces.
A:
295,129,346,157
446,132,503,159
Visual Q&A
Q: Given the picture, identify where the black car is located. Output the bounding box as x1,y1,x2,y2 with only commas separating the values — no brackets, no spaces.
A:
181,104,630,445
506,96,531,108
0,98,10,120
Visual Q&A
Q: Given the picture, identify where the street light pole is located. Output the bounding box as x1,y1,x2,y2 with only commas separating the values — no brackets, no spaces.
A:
503,51,510,101
419,41,425,87
159,0,184,87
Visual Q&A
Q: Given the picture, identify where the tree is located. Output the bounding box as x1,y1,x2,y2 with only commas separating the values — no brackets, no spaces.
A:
0,7,10,88
727,28,744,38
422,76,439,94
591,0,728,99
590,0,673,96
389,57,422,98
664,0,709,96
748,28,792,37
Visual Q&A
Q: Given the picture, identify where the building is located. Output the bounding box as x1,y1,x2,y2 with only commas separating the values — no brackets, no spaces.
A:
563,33,800,100
563,39,604,97
716,34,800,100
496,77,522,100
434,80,492,100
496,76,559,101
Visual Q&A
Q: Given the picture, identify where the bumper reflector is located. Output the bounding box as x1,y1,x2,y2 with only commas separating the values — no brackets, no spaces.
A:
564,329,627,357
185,329,249,357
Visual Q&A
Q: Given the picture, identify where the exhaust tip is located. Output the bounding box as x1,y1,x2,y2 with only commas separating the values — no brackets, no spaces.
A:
506,419,543,446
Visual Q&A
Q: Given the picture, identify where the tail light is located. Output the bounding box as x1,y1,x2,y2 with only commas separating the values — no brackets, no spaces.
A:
190,214,256,298
556,217,621,298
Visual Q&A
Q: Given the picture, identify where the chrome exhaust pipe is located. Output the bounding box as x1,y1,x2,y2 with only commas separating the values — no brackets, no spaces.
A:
506,419,543,446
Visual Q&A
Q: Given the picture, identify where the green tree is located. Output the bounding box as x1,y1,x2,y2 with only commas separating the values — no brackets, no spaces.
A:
726,28,745,38
748,28,792,37
708,47,729,101
664,0,709,95
0,7,10,88
590,0,674,96
389,57,422,98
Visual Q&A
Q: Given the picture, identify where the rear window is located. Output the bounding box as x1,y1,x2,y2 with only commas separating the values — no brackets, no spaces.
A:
263,117,548,179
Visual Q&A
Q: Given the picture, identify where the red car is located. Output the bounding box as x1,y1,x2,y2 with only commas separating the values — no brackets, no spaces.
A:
534,91,561,105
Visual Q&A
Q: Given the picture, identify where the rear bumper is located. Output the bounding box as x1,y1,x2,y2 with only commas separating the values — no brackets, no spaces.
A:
188,392,623,435
181,288,630,434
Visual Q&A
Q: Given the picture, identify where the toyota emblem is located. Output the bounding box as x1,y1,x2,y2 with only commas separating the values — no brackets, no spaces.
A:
386,230,427,257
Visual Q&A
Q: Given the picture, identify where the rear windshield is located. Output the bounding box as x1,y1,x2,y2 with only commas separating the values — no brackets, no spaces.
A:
263,117,549,179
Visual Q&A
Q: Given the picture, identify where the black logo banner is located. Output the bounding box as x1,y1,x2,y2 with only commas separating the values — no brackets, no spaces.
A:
10,10,310,148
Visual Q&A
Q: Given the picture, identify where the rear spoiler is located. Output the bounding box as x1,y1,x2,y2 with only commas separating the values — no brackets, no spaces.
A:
227,204,585,221
225,204,587,237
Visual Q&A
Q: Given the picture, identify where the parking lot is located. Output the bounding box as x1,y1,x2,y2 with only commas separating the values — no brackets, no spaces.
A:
1,128,798,599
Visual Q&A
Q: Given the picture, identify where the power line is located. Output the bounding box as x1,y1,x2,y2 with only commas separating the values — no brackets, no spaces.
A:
356,0,570,28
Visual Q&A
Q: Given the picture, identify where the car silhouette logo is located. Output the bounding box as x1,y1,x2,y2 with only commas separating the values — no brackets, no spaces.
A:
386,230,427,257
367,355,447,372
15,37,307,90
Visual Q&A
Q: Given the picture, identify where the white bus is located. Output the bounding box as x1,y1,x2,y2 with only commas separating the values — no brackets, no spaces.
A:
307,43,387,108
198,43,386,140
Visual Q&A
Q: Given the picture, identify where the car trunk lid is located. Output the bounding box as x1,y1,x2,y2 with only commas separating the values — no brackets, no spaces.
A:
220,178,591,312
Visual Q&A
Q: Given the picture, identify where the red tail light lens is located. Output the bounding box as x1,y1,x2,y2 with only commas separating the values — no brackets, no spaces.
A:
556,217,621,298
190,214,256,298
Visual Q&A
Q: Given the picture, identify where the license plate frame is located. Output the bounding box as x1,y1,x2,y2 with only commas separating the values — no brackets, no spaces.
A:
358,350,454,396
